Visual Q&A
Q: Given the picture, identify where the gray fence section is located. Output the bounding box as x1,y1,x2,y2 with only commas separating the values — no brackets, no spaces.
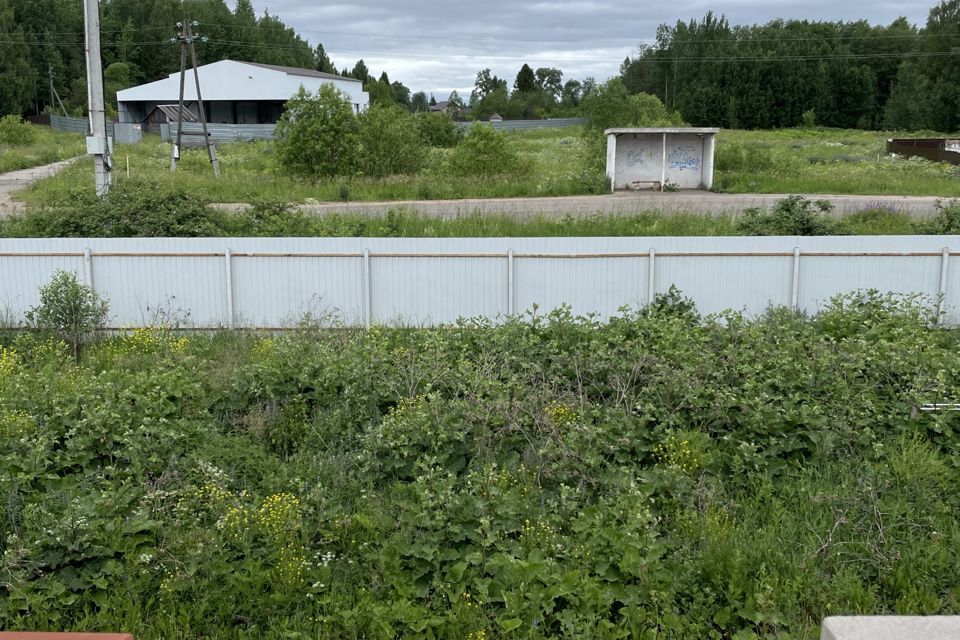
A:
1,237,958,329
49,115,114,137
167,122,278,143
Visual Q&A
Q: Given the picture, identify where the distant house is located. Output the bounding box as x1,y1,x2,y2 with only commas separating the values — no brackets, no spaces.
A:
116,59,369,126
429,100,450,113
488,113,503,122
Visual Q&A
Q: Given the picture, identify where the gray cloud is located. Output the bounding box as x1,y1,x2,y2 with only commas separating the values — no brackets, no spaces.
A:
233,1,932,98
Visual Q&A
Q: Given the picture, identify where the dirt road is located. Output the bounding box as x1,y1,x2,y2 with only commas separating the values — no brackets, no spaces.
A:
0,158,80,214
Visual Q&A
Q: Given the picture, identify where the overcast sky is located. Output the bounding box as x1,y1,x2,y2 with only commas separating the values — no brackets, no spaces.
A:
230,1,932,99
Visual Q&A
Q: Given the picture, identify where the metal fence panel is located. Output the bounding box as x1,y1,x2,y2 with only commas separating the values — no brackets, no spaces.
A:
50,115,114,137
2,237,959,329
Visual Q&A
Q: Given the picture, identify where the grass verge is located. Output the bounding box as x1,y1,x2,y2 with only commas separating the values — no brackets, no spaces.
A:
0,125,85,173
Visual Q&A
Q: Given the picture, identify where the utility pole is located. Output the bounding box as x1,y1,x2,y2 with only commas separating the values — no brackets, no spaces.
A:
49,65,68,117
83,0,111,196
170,20,220,177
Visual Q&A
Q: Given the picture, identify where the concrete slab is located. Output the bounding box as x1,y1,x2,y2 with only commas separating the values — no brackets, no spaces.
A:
821,616,960,640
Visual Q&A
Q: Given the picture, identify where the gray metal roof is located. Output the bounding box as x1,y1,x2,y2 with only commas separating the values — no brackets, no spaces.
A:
605,127,720,135
242,61,353,83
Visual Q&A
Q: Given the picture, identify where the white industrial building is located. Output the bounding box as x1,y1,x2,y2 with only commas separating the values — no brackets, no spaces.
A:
605,127,719,191
116,60,368,127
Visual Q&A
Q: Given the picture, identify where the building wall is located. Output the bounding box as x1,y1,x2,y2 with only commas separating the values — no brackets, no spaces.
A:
117,60,369,122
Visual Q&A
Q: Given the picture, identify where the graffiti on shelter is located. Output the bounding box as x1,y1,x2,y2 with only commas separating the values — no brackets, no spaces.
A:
668,146,700,170
625,150,654,167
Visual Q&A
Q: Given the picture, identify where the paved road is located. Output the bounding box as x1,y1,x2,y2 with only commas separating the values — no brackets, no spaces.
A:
214,191,950,219
0,158,80,214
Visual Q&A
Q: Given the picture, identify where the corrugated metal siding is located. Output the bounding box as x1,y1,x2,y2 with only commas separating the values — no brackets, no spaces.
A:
173,122,277,142
50,115,114,136
1,237,958,328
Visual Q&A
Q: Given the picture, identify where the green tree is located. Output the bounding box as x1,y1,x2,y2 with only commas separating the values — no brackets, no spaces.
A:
410,91,429,112
274,84,360,178
471,68,506,105
314,43,336,74
358,104,426,177
26,270,109,360
0,0,36,115
447,90,465,117
351,59,370,84
535,67,563,101
513,63,536,94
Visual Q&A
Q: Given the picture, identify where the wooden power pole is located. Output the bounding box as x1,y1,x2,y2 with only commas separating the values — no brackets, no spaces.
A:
170,20,220,177
82,0,111,196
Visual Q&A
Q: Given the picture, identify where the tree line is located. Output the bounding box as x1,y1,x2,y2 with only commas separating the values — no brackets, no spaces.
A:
0,0,416,117
620,1,960,132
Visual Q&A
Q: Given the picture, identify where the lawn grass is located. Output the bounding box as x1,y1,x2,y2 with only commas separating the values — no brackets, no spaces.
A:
0,125,85,173
17,125,960,207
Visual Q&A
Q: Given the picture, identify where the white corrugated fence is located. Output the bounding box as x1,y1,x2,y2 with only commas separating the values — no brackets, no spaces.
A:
0,236,956,329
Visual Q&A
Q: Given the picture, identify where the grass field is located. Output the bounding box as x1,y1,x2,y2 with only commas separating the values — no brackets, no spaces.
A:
1,296,958,638
0,125,85,174
15,125,960,208
715,128,960,197
20,128,604,206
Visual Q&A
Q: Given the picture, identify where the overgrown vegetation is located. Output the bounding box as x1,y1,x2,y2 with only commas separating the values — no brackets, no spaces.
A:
0,121,83,173
4,187,959,239
1,294,958,638
18,125,960,208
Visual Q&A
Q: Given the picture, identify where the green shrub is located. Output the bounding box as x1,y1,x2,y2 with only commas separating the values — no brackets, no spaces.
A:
448,124,527,177
25,270,109,359
414,111,464,148
274,85,360,178
736,195,838,235
0,115,38,146
358,104,427,177
919,199,960,234
0,181,229,237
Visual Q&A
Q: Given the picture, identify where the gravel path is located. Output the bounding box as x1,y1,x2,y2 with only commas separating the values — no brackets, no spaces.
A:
0,157,81,215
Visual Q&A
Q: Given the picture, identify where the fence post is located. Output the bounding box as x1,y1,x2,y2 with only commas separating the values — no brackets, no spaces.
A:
507,249,515,316
83,248,94,290
792,247,801,310
362,249,371,329
938,247,950,326
648,248,656,304
224,248,235,329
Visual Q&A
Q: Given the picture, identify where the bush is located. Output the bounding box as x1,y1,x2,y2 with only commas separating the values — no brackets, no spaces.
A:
358,104,427,177
275,85,360,178
25,270,109,359
919,199,960,234
0,115,38,146
414,111,464,148
0,181,229,237
736,195,838,235
448,124,527,177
